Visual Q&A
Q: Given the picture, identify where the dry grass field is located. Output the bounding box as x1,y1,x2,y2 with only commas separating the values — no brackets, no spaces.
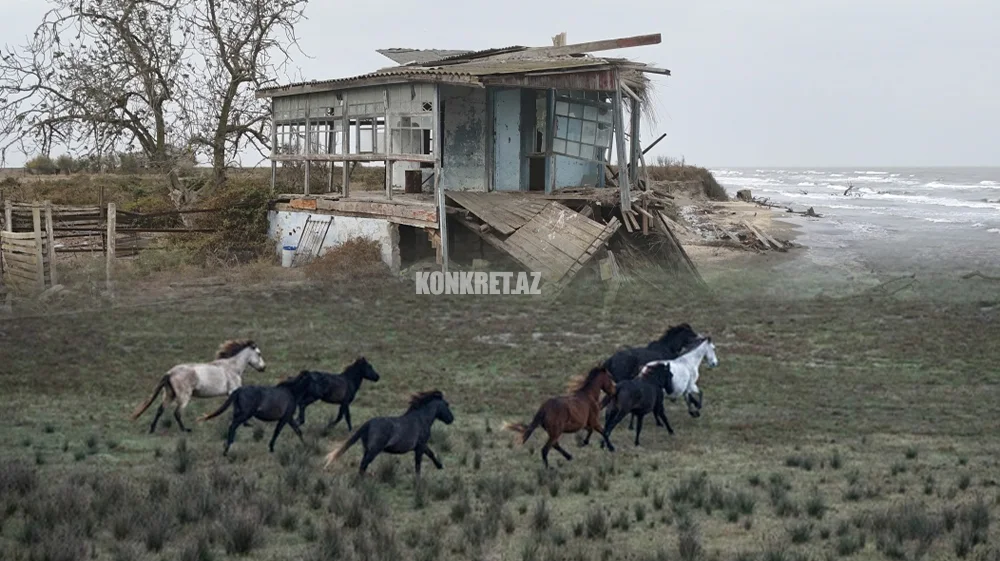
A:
1,260,998,561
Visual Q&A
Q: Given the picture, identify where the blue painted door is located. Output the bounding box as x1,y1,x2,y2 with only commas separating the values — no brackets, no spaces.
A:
493,89,522,191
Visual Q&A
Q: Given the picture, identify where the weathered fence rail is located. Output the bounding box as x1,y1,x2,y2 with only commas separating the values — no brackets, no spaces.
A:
1,204,56,293
1,197,228,300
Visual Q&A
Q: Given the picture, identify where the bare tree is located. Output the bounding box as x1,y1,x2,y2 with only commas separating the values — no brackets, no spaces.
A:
187,0,307,187
2,0,308,213
0,0,191,173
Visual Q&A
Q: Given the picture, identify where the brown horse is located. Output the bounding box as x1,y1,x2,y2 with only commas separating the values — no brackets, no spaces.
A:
504,367,617,468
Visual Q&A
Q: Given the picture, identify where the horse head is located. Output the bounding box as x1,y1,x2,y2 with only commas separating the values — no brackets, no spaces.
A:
703,338,719,368
595,367,616,397
436,397,455,425
355,357,381,382
246,343,266,372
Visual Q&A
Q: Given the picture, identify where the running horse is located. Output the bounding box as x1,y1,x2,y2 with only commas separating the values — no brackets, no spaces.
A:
130,340,267,433
504,367,617,468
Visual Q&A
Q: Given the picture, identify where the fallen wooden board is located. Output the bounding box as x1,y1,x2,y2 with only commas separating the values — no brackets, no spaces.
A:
741,220,771,249
446,191,547,235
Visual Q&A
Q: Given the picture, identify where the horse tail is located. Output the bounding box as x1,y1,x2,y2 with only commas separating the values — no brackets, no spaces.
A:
324,423,368,468
502,409,545,445
130,375,173,420
197,391,238,422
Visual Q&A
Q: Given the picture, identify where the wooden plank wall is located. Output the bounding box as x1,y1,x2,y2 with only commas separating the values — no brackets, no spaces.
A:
1,230,53,292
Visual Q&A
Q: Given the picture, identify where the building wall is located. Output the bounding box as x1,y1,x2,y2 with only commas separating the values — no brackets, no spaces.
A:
553,155,601,188
268,210,400,272
440,85,487,191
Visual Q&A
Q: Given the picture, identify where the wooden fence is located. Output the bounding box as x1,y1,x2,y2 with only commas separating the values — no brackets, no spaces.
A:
1,198,226,298
1,204,57,293
5,201,104,254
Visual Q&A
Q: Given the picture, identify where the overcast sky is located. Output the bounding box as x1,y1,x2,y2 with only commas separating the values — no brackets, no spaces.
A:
2,0,998,168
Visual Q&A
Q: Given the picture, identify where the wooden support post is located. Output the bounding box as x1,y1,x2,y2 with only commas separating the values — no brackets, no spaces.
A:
304,160,311,195
327,160,334,193
270,99,277,193
613,72,632,212
342,102,351,197
3,200,11,232
629,98,641,186
31,205,45,291
544,89,556,194
384,87,393,201
44,201,57,286
433,85,449,272
106,203,116,292
386,159,394,201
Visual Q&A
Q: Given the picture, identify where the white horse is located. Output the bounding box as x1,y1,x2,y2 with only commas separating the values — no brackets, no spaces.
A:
638,337,719,418
130,340,266,433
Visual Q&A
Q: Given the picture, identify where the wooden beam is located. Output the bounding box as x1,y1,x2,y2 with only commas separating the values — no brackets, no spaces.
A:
44,202,57,286
525,33,661,58
633,66,671,76
106,203,115,293
31,205,45,291
342,100,350,197
433,85,449,272
271,152,437,164
613,72,632,212
620,82,641,102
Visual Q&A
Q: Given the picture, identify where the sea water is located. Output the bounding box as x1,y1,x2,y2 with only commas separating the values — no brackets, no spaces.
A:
710,167,1000,278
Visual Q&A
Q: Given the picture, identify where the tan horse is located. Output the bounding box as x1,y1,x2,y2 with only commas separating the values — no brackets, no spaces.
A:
130,340,266,433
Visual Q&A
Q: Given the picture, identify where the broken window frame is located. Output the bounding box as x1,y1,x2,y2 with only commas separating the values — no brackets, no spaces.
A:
551,92,614,163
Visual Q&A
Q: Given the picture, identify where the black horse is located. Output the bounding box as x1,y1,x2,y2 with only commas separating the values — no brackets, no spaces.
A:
324,390,454,479
601,323,700,429
602,362,674,447
198,374,316,456
290,357,381,430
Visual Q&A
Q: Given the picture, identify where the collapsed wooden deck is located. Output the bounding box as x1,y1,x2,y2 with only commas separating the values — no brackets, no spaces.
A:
446,192,620,290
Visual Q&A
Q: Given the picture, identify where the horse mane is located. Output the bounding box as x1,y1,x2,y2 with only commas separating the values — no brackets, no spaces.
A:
216,339,257,359
344,356,368,373
406,390,444,412
566,367,606,393
654,323,695,345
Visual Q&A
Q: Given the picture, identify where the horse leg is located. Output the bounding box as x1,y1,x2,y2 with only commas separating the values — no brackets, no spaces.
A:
358,445,380,476
171,390,193,432
149,404,166,434
287,417,305,444
422,445,444,469
223,421,239,456
581,428,593,447
414,448,424,477
634,413,645,447
343,405,353,432
588,418,615,453
327,403,346,430
654,401,674,435
552,442,573,461
297,395,317,426
268,420,288,453
541,435,556,469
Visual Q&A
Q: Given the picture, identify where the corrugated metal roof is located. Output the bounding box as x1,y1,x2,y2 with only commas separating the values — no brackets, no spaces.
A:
258,57,619,96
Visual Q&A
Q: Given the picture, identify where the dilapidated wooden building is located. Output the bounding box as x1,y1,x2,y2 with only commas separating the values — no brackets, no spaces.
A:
258,33,685,291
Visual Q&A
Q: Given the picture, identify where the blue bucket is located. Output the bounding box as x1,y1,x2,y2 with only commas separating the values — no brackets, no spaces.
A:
283,245,297,251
